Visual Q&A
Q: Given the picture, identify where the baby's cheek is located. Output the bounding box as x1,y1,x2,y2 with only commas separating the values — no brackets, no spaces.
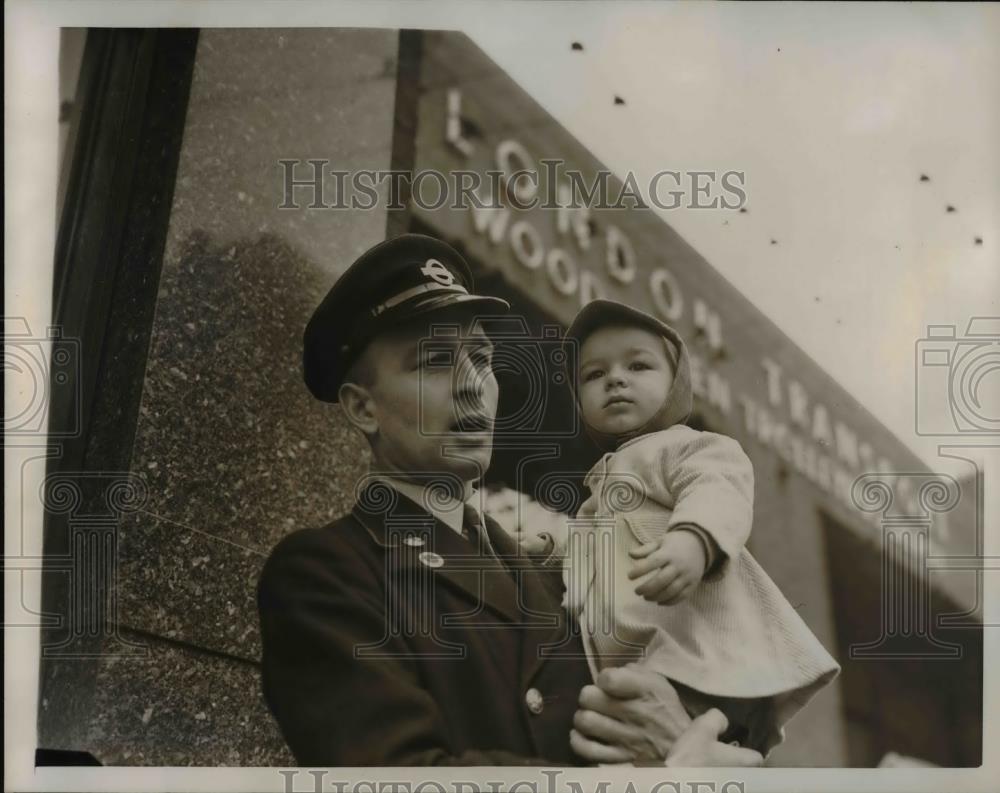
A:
579,395,603,425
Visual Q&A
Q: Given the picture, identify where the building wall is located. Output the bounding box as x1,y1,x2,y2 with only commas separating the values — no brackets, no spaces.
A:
406,31,981,766
39,27,398,765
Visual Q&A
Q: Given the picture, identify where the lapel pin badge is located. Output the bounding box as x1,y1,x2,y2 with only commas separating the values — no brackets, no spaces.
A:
419,551,445,569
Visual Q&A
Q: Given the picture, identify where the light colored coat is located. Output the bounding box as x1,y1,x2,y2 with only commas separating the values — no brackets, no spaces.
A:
562,426,840,753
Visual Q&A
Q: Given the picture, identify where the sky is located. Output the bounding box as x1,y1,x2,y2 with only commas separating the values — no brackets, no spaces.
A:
459,2,1000,471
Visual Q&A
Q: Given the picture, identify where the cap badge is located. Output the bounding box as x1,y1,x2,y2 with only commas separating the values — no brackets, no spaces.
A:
420,258,455,286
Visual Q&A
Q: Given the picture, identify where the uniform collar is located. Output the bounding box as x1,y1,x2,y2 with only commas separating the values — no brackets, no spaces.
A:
374,474,470,535
350,477,536,625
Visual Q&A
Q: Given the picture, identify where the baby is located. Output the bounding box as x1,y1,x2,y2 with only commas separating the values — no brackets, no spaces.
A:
549,299,839,756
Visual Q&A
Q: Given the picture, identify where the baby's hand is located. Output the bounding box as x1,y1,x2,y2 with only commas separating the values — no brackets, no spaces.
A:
517,531,555,557
627,530,708,605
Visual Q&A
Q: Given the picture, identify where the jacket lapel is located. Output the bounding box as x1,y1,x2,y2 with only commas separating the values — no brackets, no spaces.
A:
484,516,561,622
352,483,523,624
478,516,586,685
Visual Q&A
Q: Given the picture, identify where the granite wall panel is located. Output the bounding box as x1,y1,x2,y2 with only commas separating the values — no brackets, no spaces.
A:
42,27,398,764
119,26,397,662
39,630,293,766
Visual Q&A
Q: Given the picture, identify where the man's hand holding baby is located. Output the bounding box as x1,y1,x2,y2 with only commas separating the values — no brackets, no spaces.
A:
628,527,717,605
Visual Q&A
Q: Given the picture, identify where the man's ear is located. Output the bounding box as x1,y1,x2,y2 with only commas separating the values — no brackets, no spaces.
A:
338,382,379,436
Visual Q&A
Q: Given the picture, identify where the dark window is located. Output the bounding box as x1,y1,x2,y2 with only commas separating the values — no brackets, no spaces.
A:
821,510,982,766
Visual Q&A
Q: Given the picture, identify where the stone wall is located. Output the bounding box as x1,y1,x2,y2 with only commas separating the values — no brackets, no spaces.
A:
39,27,397,765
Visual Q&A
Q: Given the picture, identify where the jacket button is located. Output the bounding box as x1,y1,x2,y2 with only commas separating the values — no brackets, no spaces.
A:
525,687,544,715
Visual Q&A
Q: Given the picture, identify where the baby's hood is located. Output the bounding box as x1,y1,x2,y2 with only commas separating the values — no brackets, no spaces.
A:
562,299,693,451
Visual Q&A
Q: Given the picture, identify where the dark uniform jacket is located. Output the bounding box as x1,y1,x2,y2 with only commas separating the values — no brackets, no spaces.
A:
258,482,594,765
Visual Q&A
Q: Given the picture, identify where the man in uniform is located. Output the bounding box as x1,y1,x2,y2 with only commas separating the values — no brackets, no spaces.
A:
257,234,764,767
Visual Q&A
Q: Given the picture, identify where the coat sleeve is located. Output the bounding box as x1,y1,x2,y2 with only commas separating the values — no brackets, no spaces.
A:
257,529,557,766
643,429,755,574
